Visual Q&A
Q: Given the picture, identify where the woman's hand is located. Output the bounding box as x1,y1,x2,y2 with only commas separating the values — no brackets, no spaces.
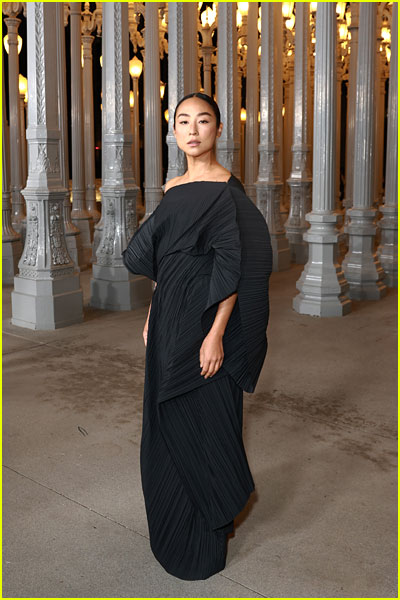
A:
199,331,224,378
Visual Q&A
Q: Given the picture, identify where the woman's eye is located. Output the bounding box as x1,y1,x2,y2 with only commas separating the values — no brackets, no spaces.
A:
178,120,209,125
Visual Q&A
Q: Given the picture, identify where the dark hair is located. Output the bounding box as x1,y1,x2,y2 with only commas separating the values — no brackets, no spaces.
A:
173,92,221,129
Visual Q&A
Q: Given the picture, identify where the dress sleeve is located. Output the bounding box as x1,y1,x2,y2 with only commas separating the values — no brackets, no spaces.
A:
122,209,158,282
202,189,242,313
201,185,273,393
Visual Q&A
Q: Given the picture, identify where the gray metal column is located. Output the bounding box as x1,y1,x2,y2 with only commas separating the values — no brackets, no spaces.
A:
143,2,163,215
166,2,186,182
377,2,397,287
293,3,351,317
244,2,259,203
11,2,83,330
2,47,22,284
216,2,240,176
343,3,359,218
342,3,387,300
282,54,294,215
3,3,25,234
256,2,290,272
82,5,101,225
183,2,198,94
56,2,82,269
373,29,386,208
284,2,312,265
19,89,27,187
70,2,93,268
90,3,142,311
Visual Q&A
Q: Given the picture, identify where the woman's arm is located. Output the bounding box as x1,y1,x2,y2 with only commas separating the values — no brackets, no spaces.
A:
143,282,157,347
208,291,238,337
200,291,238,379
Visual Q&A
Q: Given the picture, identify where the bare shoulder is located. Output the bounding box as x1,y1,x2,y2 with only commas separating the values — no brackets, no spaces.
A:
163,175,185,194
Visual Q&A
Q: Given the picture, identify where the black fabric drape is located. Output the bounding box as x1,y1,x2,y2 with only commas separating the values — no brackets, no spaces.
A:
122,174,272,580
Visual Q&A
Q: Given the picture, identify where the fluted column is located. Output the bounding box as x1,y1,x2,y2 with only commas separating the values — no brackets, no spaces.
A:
216,3,240,176
3,5,25,234
132,77,141,194
244,2,259,203
275,6,284,187
56,2,82,269
293,3,351,317
374,44,386,207
343,3,359,218
342,3,386,300
143,2,163,216
199,9,217,97
183,3,198,94
335,56,342,214
166,3,186,182
91,2,105,257
90,2,141,311
284,3,312,265
70,2,93,269
11,2,83,330
82,32,101,224
2,47,22,284
282,58,294,214
256,2,290,272
19,92,27,187
377,2,397,287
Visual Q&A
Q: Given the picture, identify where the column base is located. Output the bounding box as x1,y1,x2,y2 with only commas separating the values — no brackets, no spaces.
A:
342,207,387,300
346,277,387,301
90,265,152,311
11,273,83,330
293,211,352,317
12,218,27,248
92,223,103,263
2,239,23,284
288,240,308,264
71,215,94,269
293,271,352,317
65,231,83,271
271,233,291,271
377,203,398,288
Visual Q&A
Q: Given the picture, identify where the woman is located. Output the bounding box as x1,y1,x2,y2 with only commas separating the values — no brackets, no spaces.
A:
122,92,272,580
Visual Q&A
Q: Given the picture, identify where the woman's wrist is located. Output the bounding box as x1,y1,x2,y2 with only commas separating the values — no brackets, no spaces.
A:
208,326,224,339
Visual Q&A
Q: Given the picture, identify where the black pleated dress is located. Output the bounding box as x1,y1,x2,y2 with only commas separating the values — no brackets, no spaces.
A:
122,173,272,580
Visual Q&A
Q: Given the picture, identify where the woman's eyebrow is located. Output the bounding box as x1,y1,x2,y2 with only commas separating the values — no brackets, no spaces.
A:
177,111,213,118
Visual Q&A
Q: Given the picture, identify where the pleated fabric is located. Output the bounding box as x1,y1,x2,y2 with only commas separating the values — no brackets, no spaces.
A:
122,174,272,580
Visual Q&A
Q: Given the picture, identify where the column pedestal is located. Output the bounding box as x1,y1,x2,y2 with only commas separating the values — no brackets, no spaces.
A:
378,203,398,287
256,181,291,272
90,188,140,311
343,207,387,300
377,3,397,287
12,270,82,330
285,180,311,264
2,233,22,285
293,213,351,316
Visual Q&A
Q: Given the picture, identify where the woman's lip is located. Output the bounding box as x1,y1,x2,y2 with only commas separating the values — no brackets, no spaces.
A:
187,141,200,145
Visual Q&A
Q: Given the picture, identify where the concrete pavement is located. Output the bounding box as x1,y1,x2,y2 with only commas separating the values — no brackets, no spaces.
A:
2,266,397,598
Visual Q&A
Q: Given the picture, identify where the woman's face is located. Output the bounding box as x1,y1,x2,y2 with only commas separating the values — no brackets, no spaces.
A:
173,97,223,157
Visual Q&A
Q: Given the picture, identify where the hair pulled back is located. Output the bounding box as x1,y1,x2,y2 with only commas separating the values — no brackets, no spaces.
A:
173,92,221,129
